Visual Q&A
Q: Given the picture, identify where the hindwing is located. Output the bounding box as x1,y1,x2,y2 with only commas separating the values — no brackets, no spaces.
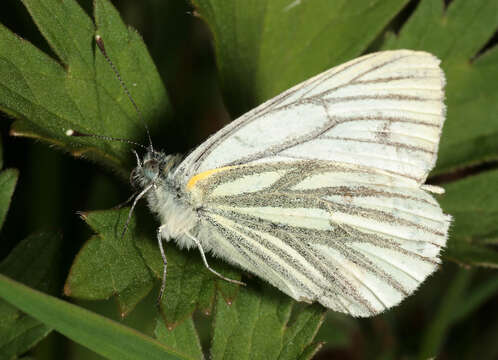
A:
187,161,450,316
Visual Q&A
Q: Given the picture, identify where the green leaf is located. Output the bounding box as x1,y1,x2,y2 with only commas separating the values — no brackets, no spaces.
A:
192,0,410,115
0,232,61,359
0,0,170,176
136,230,239,328
156,246,215,328
0,274,192,360
210,282,325,360
0,116,17,231
155,317,204,360
64,209,154,317
0,168,18,230
0,129,16,232
381,0,498,174
66,205,239,328
440,170,498,267
137,234,208,325
278,304,325,360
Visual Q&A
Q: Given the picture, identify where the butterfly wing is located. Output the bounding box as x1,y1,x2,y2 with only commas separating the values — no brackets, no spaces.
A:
187,161,450,316
176,50,449,316
175,50,446,186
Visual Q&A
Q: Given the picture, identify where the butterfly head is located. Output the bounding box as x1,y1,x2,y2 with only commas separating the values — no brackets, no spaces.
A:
131,148,181,189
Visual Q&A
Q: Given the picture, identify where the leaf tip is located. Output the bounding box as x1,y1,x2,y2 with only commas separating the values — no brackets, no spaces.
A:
77,211,89,220
9,128,24,137
63,282,72,296
186,9,201,18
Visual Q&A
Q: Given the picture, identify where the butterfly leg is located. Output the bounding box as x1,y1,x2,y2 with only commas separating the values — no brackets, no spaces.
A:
157,225,168,305
186,232,246,286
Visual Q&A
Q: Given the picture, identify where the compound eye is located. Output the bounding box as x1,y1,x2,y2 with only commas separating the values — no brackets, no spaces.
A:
143,159,160,180
147,159,158,171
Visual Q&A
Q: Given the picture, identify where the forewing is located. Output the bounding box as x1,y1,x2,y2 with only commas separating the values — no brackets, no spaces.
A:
175,50,446,186
189,162,451,316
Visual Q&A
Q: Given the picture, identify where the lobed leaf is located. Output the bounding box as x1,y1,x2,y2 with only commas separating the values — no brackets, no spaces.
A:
64,205,240,328
155,317,204,360
64,209,154,317
210,281,325,360
0,0,170,177
136,231,239,328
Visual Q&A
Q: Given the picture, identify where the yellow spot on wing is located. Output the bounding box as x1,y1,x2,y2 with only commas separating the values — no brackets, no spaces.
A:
186,166,234,190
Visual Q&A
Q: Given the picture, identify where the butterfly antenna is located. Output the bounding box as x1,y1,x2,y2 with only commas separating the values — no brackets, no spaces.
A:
65,129,148,150
95,35,154,151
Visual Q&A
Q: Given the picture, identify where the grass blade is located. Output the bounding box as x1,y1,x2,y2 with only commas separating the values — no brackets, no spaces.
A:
0,274,193,360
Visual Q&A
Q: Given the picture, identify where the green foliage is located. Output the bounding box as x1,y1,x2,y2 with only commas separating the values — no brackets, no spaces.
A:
0,168,17,230
440,170,498,267
210,284,324,360
0,274,189,360
193,0,410,116
155,317,204,360
0,0,168,176
64,209,154,316
381,0,498,175
0,135,18,230
0,0,496,359
0,233,59,359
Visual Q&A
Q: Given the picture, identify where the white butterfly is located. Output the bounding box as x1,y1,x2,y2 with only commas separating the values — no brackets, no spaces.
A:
115,49,451,317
